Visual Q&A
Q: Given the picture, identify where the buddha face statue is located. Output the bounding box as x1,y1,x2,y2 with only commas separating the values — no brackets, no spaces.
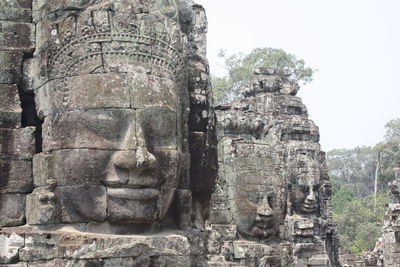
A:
28,0,189,227
289,149,321,216
225,142,285,239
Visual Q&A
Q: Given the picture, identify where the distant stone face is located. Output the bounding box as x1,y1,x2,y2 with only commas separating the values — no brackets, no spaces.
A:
208,69,340,266
287,142,322,216
225,142,286,239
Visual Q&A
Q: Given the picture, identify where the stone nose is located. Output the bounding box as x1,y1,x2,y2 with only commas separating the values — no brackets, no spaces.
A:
256,197,273,217
112,147,156,170
306,188,316,202
111,123,156,170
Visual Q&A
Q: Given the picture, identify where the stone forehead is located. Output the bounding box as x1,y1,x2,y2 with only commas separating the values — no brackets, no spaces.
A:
35,72,182,117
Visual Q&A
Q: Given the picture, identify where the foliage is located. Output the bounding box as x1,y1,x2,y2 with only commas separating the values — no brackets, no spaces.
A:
328,118,400,254
327,146,377,197
331,176,357,214
376,118,400,187
332,190,390,254
212,47,315,103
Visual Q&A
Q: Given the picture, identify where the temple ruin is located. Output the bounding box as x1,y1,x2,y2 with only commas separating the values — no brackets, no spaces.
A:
0,0,361,266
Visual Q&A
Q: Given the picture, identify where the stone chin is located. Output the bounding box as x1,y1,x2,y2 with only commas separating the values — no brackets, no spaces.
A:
104,185,177,224
250,225,275,239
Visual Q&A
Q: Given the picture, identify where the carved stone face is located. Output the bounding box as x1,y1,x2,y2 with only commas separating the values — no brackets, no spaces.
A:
225,142,285,239
290,152,321,215
39,71,184,225
28,0,188,227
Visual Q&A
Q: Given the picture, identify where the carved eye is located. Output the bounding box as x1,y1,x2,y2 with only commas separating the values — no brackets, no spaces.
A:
267,195,274,208
313,184,320,191
300,185,309,193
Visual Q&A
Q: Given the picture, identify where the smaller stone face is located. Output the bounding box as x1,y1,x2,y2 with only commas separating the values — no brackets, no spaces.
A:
224,142,286,239
287,143,322,216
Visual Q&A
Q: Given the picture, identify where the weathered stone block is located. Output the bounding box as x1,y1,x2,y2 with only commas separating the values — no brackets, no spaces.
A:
19,233,58,261
57,233,190,260
151,256,191,266
0,111,21,128
210,224,237,241
41,109,137,151
26,187,57,225
176,189,192,230
0,262,27,267
0,21,35,52
107,195,158,223
0,0,31,9
232,241,274,259
0,158,33,193
0,127,35,159
308,256,330,266
43,149,113,187
32,153,53,187
56,186,106,223
27,259,68,267
209,201,233,224
0,194,25,227
0,8,31,22
0,52,23,84
19,247,57,262
102,257,151,266
34,74,131,117
0,233,24,264
0,85,21,112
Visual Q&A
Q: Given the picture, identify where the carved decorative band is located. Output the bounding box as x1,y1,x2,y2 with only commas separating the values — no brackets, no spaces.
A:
49,33,186,79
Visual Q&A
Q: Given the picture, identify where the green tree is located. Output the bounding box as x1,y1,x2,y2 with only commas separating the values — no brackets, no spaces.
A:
212,47,315,103
332,191,390,254
328,118,399,253
375,118,400,189
327,146,377,197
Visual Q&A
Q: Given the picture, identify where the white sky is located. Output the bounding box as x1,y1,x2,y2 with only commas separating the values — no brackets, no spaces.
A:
194,0,400,151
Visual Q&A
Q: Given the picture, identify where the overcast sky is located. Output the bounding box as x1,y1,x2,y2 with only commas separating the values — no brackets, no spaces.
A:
194,0,400,151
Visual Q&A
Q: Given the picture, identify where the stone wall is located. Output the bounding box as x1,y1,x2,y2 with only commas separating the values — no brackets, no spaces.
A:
0,0,36,228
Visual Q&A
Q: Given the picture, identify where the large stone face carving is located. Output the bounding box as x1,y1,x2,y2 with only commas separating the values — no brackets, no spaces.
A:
1,0,215,265
25,0,192,228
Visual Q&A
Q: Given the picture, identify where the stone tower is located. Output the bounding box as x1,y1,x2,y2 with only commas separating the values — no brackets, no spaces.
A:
207,69,340,266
